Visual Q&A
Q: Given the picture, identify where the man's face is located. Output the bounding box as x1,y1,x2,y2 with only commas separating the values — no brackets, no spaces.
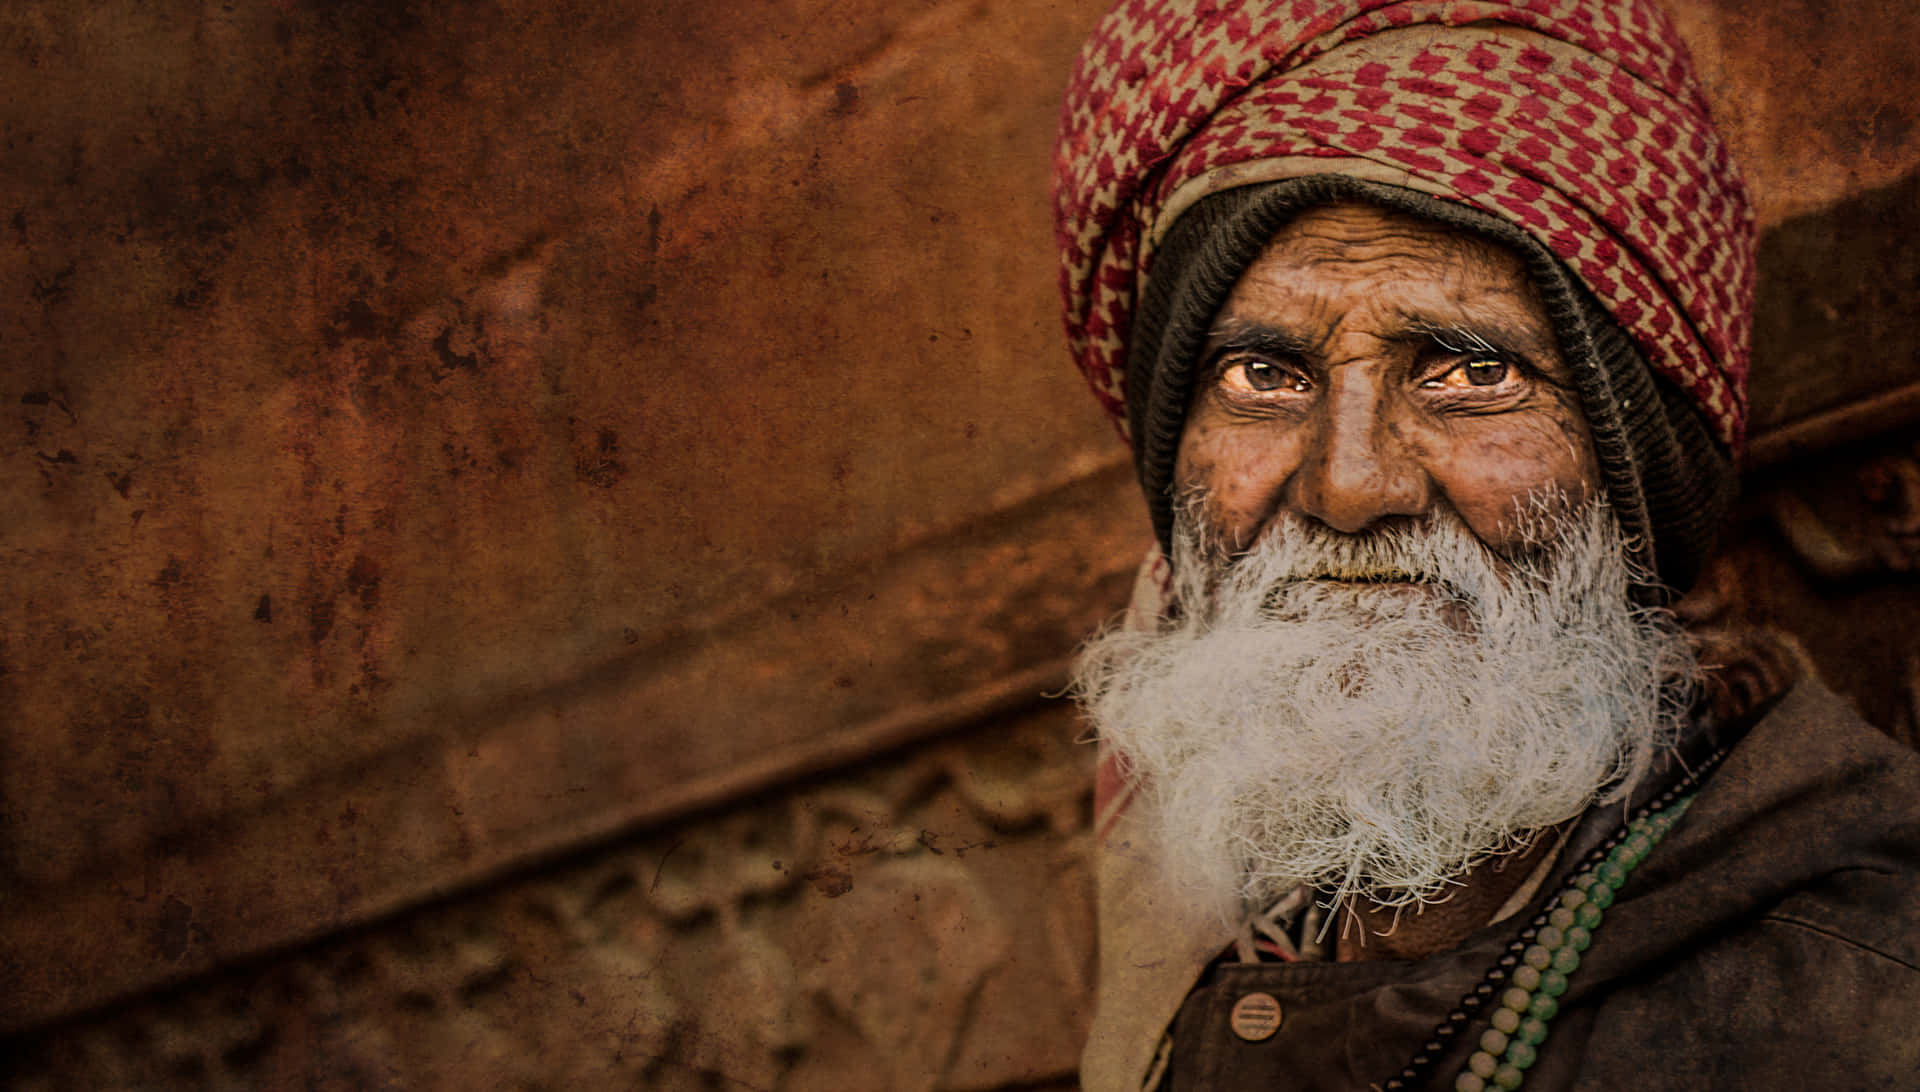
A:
1073,203,1696,919
1173,203,1601,560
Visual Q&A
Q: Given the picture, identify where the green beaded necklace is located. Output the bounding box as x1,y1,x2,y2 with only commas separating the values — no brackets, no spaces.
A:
1449,794,1695,1091
1379,754,1719,1092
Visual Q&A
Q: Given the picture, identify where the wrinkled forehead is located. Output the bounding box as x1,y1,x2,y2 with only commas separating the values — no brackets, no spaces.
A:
1207,202,1569,377
1223,202,1547,316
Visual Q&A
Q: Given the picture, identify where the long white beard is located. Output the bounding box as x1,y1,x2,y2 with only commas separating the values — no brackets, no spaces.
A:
1072,502,1696,922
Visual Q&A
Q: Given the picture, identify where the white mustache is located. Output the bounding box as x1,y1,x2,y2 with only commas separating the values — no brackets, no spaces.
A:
1073,499,1696,921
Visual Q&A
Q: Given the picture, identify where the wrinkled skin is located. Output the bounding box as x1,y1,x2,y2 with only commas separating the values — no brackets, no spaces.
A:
1175,203,1600,561
1172,203,1605,959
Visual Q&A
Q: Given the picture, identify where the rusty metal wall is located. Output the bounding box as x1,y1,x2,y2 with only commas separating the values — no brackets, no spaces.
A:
0,0,1125,1035
2,0,1917,1087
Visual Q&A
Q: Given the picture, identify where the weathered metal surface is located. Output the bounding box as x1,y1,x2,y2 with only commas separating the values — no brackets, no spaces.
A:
1745,168,1920,466
1666,0,1920,228
0,0,1125,1033
1,700,1097,1091
1683,429,1920,748
1,0,1116,885
0,456,1144,1033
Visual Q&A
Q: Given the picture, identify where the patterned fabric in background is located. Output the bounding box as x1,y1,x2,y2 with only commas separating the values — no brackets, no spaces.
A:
1051,0,1755,452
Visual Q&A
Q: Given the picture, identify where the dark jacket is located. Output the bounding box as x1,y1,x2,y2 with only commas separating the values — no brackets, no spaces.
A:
1154,680,1920,1089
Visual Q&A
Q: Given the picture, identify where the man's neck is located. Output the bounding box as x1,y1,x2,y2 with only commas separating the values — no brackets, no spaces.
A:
1333,826,1568,962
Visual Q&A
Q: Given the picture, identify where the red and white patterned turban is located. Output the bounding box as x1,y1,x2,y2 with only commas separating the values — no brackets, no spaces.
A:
1051,0,1755,453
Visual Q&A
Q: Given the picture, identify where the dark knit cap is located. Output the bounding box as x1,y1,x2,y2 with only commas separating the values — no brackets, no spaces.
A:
1128,175,1733,599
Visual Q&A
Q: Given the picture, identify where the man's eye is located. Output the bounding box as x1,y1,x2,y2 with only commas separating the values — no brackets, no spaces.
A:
1426,358,1513,390
1224,359,1307,393
1462,359,1509,386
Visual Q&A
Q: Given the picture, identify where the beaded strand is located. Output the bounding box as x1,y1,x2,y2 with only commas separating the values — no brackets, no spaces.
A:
1380,746,1727,1092
1448,795,1693,1091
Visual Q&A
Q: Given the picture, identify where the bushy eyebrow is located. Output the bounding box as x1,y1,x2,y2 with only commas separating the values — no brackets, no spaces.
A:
1411,320,1507,356
1202,318,1313,365
1392,313,1561,365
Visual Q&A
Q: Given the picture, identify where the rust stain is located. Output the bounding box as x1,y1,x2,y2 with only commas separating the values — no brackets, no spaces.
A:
574,425,627,488
803,865,854,898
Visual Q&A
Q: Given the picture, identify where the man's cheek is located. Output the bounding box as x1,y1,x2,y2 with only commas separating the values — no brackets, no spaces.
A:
1433,416,1598,547
1176,425,1308,553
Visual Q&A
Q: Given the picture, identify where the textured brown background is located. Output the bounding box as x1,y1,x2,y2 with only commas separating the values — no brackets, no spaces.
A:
2,0,1918,1087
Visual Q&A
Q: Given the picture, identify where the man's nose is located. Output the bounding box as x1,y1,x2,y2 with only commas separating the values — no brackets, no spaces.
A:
1289,369,1432,534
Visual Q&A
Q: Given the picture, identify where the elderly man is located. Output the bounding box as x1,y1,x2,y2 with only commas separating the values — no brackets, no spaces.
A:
1051,1,1920,1089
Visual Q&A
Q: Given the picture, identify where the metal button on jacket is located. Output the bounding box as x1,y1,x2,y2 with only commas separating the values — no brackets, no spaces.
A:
1228,991,1283,1042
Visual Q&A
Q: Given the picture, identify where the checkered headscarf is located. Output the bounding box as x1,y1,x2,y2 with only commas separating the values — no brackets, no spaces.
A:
1052,0,1754,454
1050,0,1755,593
